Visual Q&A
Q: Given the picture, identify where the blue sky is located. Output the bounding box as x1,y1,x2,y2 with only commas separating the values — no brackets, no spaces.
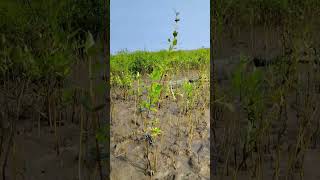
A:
111,0,209,54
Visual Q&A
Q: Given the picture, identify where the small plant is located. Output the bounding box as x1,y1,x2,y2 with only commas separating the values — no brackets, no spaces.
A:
139,67,163,114
231,56,267,174
168,10,180,52
137,67,164,176
182,80,195,113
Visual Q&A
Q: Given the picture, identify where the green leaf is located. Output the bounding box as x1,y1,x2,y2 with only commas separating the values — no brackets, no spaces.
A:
67,28,81,39
173,31,178,37
96,126,108,143
150,68,162,81
141,100,151,110
150,107,158,112
173,39,177,46
153,83,162,92
63,66,70,76
151,127,162,137
85,31,95,52
136,72,140,78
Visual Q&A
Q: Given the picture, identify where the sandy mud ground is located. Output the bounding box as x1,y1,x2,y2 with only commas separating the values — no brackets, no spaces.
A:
110,71,210,180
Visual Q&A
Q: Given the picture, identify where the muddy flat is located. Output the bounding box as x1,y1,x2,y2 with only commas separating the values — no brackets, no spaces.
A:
213,26,320,180
110,69,210,180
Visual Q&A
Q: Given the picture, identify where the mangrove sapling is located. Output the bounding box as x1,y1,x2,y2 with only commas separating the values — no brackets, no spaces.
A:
232,56,249,102
144,134,153,176
2,76,30,180
231,59,267,174
53,93,60,155
198,70,210,107
295,74,317,176
31,91,48,137
182,80,197,153
265,64,289,153
165,74,177,102
133,72,142,128
149,119,162,172
311,103,320,148
71,89,78,123
285,80,315,179
158,68,172,109
71,31,108,180
78,103,84,180
168,10,180,52
52,81,67,155
138,68,164,176
162,9,180,104
139,68,163,121
142,121,163,176
182,80,195,114
121,73,133,100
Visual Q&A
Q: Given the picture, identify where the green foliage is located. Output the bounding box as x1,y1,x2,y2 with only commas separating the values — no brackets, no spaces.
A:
149,83,162,105
146,119,162,139
96,126,109,143
62,0,104,39
140,82,163,113
168,11,180,51
182,81,194,99
217,0,320,27
0,0,104,82
111,49,209,79
232,56,265,107
84,31,95,52
128,54,155,74
150,127,162,138
149,68,162,81
231,56,267,150
111,72,133,89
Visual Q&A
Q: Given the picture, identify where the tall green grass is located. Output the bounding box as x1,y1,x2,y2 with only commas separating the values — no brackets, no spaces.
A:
111,48,209,75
